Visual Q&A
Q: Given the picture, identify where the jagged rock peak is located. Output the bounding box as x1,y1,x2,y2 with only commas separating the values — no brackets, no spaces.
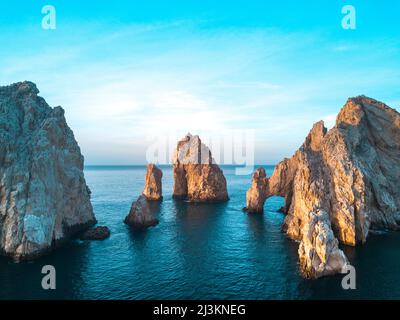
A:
0,81,96,260
172,133,229,202
173,133,214,165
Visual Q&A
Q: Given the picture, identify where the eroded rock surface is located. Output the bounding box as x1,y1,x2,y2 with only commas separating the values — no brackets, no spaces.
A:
124,195,159,230
298,210,348,278
172,134,229,202
124,164,162,229
268,96,400,247
80,226,110,240
0,81,96,260
246,96,400,277
244,167,269,213
143,164,163,200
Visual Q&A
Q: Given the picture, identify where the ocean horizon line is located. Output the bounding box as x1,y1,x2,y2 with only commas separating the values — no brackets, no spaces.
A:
84,164,277,168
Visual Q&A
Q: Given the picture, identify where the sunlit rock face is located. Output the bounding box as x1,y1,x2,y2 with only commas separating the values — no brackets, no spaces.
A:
269,96,400,247
244,167,269,213
245,96,400,277
298,210,348,279
172,134,229,202
142,164,163,201
0,81,96,260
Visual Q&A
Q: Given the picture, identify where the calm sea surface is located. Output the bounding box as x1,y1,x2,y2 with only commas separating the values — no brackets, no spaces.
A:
1,165,400,299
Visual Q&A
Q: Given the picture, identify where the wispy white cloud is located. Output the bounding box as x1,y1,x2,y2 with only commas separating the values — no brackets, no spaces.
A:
0,19,399,164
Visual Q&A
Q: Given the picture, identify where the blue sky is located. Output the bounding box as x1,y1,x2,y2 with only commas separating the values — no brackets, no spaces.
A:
1,0,399,164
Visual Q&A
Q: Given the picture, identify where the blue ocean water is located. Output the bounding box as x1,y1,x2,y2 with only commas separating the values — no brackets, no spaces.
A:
1,165,400,300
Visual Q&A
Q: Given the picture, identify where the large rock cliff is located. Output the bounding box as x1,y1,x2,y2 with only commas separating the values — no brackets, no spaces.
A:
0,81,96,260
246,96,400,277
172,134,229,202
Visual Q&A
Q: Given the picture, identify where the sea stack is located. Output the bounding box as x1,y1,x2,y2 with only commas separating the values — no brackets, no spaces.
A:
0,81,96,260
172,133,229,202
124,164,162,229
247,96,400,278
143,164,163,200
244,167,268,213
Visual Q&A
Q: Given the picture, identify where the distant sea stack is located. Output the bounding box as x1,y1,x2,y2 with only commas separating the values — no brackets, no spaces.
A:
172,133,229,202
124,164,162,229
246,96,400,278
0,81,96,260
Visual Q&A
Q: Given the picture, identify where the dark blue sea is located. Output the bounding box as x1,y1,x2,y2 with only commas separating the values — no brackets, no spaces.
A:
1,165,400,299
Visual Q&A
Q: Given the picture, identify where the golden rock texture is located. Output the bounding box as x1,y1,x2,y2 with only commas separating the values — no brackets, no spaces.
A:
143,164,163,201
244,167,269,213
172,134,229,202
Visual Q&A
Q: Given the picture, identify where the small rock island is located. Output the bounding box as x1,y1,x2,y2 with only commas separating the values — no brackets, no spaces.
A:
124,164,163,230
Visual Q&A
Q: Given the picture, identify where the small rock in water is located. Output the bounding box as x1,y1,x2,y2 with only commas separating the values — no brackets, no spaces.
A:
80,226,110,240
124,164,162,230
124,195,159,230
143,164,163,201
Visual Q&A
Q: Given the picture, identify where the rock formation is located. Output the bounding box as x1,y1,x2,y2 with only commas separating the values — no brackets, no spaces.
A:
80,226,110,240
172,134,229,202
246,96,400,277
298,210,348,278
124,195,159,230
243,167,268,213
143,164,163,200
0,81,96,260
124,164,162,229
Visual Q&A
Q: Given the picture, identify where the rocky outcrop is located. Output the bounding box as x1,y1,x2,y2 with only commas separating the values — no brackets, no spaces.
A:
172,134,229,202
243,167,268,213
124,195,159,230
143,164,163,200
80,226,110,240
246,96,400,277
0,81,96,260
298,210,348,278
124,164,162,229
267,96,400,247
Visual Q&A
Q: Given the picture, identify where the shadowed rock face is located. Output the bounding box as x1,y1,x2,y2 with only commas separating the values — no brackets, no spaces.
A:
80,226,110,240
124,195,159,230
124,164,162,229
143,164,163,200
245,96,400,277
0,81,96,260
172,134,229,202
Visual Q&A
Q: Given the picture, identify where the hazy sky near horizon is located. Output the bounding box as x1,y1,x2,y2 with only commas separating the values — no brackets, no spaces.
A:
1,0,399,164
